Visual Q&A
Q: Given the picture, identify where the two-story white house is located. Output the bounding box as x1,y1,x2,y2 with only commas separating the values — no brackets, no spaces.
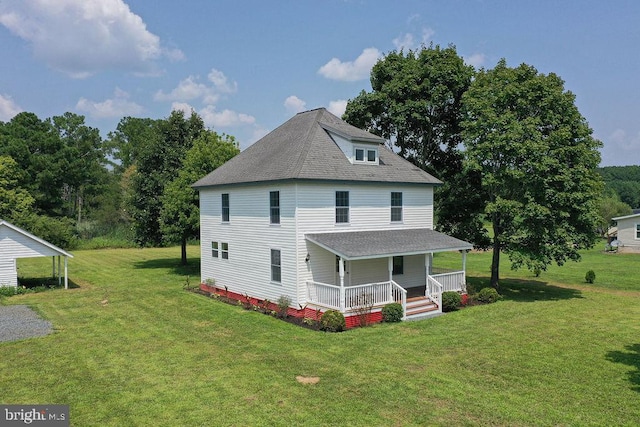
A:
193,108,472,325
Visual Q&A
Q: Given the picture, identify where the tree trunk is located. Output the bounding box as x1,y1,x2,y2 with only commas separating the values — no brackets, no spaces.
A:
181,237,187,266
491,238,500,290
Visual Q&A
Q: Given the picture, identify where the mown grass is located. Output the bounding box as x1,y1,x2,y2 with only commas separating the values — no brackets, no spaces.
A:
2,245,640,426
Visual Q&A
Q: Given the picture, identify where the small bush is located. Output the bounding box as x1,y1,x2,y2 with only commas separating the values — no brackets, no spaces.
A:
320,310,345,332
442,291,462,312
585,270,596,284
381,303,403,322
277,295,291,318
477,287,502,304
0,286,17,297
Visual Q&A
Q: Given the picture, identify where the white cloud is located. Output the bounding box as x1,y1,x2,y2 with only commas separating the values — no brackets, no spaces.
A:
199,106,255,128
76,88,144,118
318,47,381,82
284,96,307,114
609,128,640,151
393,28,434,51
155,69,237,104
327,100,348,117
465,53,486,68
0,94,23,121
0,0,183,78
170,102,194,116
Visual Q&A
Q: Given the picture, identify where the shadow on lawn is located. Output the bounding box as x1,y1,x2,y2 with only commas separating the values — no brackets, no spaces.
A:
606,344,640,393
19,276,81,289
133,257,200,277
467,276,584,303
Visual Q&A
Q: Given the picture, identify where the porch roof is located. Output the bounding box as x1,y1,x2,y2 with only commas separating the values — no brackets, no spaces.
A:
305,228,473,260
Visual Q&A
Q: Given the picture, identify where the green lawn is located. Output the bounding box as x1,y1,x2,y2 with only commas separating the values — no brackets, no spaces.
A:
2,245,640,426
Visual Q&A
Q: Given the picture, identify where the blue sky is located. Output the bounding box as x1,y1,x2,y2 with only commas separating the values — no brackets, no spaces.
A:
0,0,638,166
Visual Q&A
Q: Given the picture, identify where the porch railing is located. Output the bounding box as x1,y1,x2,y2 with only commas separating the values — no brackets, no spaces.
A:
426,275,443,308
306,281,340,310
306,280,407,318
430,270,466,293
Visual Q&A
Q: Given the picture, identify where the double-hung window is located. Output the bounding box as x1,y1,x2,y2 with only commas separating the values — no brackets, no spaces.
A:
391,192,403,222
212,242,219,258
270,191,280,224
221,193,230,222
271,249,281,283
335,191,349,224
221,242,229,259
636,224,640,239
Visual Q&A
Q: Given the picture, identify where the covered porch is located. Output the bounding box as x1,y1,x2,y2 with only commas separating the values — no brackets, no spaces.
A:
304,228,472,320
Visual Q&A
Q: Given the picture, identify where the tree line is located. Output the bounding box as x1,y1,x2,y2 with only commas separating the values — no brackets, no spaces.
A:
0,110,239,264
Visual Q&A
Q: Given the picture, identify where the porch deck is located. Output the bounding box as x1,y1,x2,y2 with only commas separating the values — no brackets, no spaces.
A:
305,270,465,321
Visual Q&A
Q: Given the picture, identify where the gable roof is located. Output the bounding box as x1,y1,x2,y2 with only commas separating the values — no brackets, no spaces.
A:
0,219,73,258
306,228,473,260
193,108,442,188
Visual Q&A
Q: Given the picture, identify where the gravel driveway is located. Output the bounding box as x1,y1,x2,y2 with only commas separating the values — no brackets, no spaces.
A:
0,305,53,342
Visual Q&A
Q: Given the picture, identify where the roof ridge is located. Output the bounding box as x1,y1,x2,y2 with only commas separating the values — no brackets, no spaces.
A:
289,109,325,177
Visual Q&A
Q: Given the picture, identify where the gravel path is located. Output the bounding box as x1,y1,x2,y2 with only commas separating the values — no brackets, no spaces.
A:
0,305,53,342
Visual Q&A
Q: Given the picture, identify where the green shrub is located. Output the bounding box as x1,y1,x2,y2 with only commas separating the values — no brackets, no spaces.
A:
477,287,502,304
277,295,291,318
320,310,345,332
585,270,596,284
0,286,17,297
442,291,462,312
381,303,403,322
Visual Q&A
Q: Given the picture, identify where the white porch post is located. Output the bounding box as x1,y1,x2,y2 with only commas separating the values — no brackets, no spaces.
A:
388,256,394,302
58,256,62,285
64,256,68,290
425,253,431,295
338,257,345,312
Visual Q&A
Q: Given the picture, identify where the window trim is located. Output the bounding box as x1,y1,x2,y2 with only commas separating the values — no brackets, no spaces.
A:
391,192,403,222
221,242,229,259
212,241,219,258
270,191,280,225
635,223,640,239
270,249,282,283
353,146,378,164
221,193,230,223
335,190,350,224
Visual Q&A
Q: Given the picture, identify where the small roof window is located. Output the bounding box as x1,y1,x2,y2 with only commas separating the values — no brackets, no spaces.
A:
354,147,378,164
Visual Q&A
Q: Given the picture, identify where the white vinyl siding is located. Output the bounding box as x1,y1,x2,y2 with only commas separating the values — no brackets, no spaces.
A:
199,184,298,303
612,215,640,248
200,181,435,307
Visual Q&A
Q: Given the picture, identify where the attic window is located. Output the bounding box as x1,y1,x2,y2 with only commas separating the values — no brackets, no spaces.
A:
354,147,377,164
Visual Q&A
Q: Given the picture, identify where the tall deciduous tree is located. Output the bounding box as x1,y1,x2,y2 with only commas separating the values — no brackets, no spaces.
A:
130,110,205,246
343,45,489,246
160,132,239,264
462,60,603,287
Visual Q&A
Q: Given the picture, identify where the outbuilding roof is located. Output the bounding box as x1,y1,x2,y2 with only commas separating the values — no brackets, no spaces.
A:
305,228,473,260
192,108,442,188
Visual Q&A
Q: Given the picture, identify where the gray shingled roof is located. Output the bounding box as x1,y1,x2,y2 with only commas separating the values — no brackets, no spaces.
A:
192,108,442,188
305,228,473,260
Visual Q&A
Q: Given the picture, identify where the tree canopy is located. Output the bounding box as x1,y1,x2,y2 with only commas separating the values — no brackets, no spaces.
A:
343,45,489,247
462,60,603,287
160,132,239,264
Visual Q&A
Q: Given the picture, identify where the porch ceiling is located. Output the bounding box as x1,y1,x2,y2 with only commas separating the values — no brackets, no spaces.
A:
305,228,472,260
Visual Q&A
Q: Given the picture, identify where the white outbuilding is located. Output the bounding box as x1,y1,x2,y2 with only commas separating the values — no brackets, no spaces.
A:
0,219,73,289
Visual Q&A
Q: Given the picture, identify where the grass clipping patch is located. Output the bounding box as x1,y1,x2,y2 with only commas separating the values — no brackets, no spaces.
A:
296,376,320,385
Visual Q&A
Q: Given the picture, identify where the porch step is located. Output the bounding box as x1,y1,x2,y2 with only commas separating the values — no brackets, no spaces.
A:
404,296,439,319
